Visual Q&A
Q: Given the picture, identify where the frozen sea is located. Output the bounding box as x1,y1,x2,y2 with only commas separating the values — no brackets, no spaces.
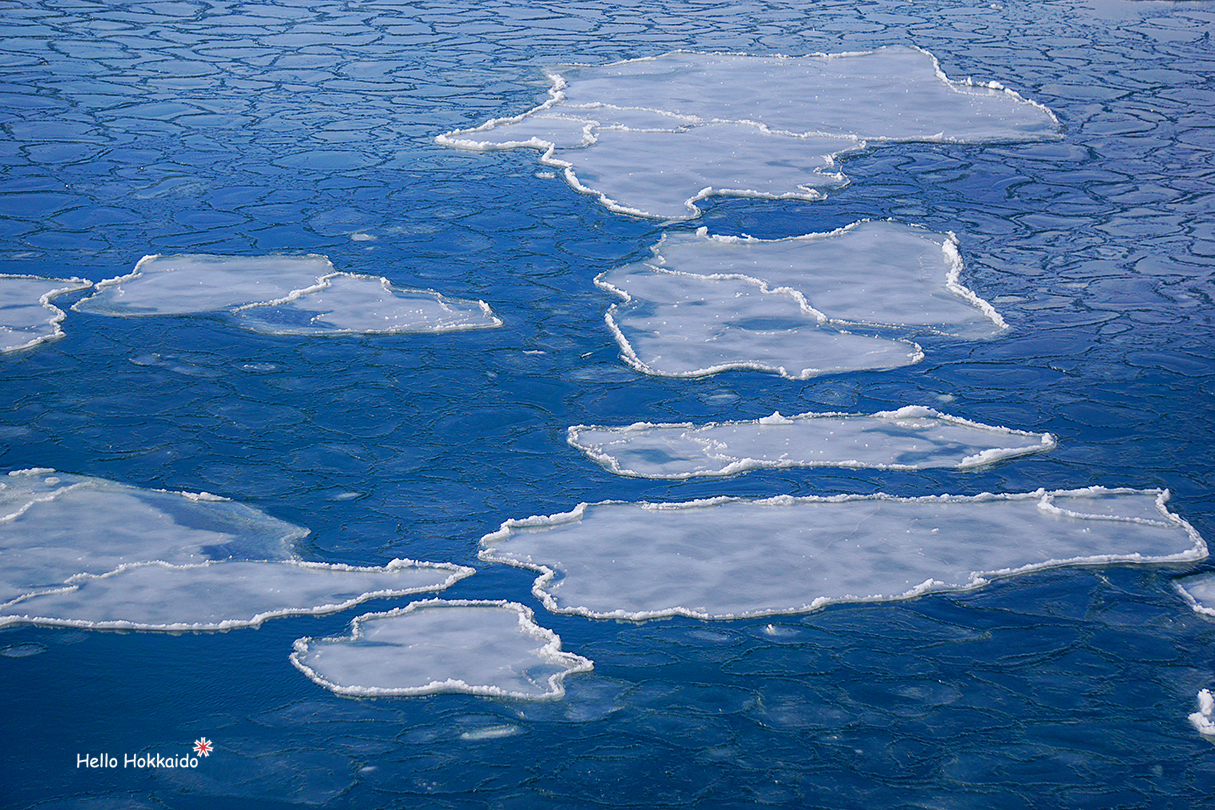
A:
2,0,1215,807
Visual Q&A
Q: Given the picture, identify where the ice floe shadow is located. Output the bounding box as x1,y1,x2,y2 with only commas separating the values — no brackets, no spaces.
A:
72,254,501,336
479,489,1205,621
291,599,593,699
568,405,1056,479
0,275,92,353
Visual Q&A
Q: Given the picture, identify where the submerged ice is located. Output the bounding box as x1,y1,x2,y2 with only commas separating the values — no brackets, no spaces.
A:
439,46,1059,218
479,489,1204,620
291,600,593,699
0,275,91,353
567,406,1056,478
0,469,471,630
73,254,501,336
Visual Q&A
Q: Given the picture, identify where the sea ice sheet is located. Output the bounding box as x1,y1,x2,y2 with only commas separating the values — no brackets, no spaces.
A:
0,275,91,353
567,406,1056,479
479,489,1204,620
291,599,593,699
73,254,501,335
439,46,1059,218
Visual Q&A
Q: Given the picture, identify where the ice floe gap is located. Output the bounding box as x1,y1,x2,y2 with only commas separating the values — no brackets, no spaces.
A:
438,46,1059,219
0,275,92,353
567,406,1056,479
291,600,593,699
479,489,1204,621
0,469,472,630
73,254,501,336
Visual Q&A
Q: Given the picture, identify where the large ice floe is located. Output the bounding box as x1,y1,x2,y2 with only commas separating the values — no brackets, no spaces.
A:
597,220,999,379
479,489,1205,621
438,46,1060,219
291,599,593,699
0,275,92,353
0,469,472,630
567,406,1056,479
73,254,501,336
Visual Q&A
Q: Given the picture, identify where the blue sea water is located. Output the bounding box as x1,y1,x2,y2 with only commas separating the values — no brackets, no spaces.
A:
2,0,1214,806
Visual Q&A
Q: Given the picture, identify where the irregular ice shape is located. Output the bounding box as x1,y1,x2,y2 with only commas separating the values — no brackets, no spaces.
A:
438,47,1059,218
0,275,91,353
1173,572,1215,620
0,559,472,631
479,489,1204,621
598,261,922,379
568,406,1056,478
291,599,593,699
646,221,1006,338
1190,689,1215,737
74,254,500,335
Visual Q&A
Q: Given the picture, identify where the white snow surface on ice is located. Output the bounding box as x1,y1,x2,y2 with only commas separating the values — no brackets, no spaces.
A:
0,275,91,352
567,406,1056,478
438,46,1059,218
479,489,1205,620
73,254,501,335
291,599,593,699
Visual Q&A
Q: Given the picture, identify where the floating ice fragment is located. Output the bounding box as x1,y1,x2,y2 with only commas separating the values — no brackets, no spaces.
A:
73,254,500,335
291,600,593,699
567,406,1056,478
1191,689,1215,737
1172,572,1215,620
479,489,1204,621
0,275,91,353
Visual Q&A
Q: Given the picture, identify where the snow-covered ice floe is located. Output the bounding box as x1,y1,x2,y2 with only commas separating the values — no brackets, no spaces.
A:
0,275,91,353
73,254,501,336
0,469,472,630
567,406,1056,479
291,599,593,699
597,220,1004,379
438,46,1059,219
479,489,1204,621
1190,689,1215,737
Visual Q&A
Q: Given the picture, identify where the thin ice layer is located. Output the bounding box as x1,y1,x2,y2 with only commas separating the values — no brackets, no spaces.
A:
598,261,922,379
568,406,1056,478
479,489,1204,620
74,254,500,335
646,221,1005,338
291,600,593,699
0,469,305,602
0,275,91,353
0,559,473,631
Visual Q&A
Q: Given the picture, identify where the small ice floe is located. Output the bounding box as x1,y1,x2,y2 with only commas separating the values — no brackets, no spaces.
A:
291,600,593,699
1190,689,1215,737
479,488,1204,621
437,46,1059,218
74,254,501,336
1173,573,1215,621
567,406,1055,479
0,275,91,353
0,469,472,630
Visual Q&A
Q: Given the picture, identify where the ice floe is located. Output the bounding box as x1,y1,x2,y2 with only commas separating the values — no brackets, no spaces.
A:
1173,572,1215,620
291,599,593,699
479,489,1204,621
438,46,1059,218
567,406,1056,479
0,469,472,630
0,275,91,353
1190,689,1215,737
73,254,501,335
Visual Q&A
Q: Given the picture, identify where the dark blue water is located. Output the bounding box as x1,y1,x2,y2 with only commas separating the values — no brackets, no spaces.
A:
2,0,1214,806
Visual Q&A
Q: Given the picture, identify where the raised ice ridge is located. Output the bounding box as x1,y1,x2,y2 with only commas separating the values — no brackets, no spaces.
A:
0,275,91,353
0,469,471,630
73,254,501,336
291,599,593,699
479,489,1205,621
438,46,1059,218
568,406,1056,479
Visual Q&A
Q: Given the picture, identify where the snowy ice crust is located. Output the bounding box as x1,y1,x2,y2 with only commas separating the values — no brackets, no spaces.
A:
73,254,501,335
438,46,1060,219
0,275,91,353
291,600,593,699
479,489,1205,621
0,469,472,630
567,406,1056,479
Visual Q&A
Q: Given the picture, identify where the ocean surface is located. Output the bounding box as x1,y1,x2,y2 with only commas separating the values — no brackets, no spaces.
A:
2,0,1215,807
